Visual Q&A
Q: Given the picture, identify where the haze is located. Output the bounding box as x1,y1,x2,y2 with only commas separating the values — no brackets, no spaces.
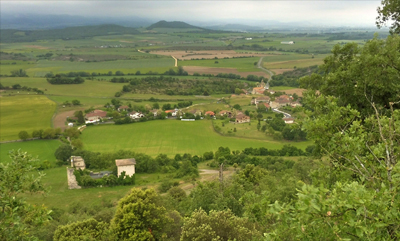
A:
1,0,382,27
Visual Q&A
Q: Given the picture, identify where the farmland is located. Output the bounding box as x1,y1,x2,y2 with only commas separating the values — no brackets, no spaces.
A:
0,95,56,141
80,119,309,156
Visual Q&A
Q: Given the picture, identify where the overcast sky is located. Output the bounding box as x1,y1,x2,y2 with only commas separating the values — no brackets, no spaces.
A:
1,1,382,27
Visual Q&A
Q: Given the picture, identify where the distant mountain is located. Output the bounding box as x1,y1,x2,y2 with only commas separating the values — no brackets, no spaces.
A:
0,24,140,43
0,13,153,30
206,24,265,32
146,20,203,30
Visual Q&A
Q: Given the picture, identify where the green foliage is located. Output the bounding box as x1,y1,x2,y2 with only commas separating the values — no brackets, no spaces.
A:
10,68,28,77
111,188,172,240
18,130,30,140
53,218,112,241
377,0,400,34
0,150,51,240
181,209,261,241
54,144,73,163
47,75,85,85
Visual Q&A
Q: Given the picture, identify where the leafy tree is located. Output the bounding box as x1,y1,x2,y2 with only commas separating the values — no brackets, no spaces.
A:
64,127,80,139
74,111,85,124
42,128,56,139
53,218,113,241
18,130,30,140
0,150,51,240
111,188,172,240
10,69,27,77
181,209,261,241
233,104,242,110
235,88,244,95
71,99,80,105
377,0,400,33
71,139,83,150
299,35,400,117
54,144,73,163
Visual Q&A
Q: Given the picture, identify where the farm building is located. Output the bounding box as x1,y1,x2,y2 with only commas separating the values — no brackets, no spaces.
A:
251,96,271,105
219,110,233,118
252,79,268,94
115,158,136,177
129,111,144,119
165,109,179,117
235,114,250,123
150,109,159,116
118,105,129,112
205,111,215,117
85,110,107,124
283,117,295,124
71,156,86,170
281,41,294,44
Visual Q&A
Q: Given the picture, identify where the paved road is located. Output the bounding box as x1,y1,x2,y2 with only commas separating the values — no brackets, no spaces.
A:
257,56,274,80
272,108,291,118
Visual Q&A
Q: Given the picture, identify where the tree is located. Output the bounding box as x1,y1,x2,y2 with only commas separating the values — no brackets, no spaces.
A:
235,88,244,95
111,188,172,240
54,144,73,163
71,139,84,150
71,99,80,105
42,128,56,139
180,209,261,241
10,69,27,77
0,150,51,240
74,111,85,124
376,0,400,34
299,35,400,118
64,127,80,139
152,102,160,109
233,104,241,110
53,218,113,241
18,130,30,140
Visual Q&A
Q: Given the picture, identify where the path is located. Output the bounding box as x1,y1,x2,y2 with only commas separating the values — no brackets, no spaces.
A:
272,108,291,118
171,56,178,67
257,56,274,81
53,110,83,131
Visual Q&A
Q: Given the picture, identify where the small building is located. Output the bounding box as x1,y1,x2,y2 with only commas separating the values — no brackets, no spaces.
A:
219,110,233,118
150,109,159,117
262,102,271,110
115,158,136,177
283,117,295,124
235,114,250,123
129,111,144,119
118,105,129,112
205,111,215,117
188,109,202,117
281,41,294,44
71,156,86,170
85,110,107,124
68,123,74,127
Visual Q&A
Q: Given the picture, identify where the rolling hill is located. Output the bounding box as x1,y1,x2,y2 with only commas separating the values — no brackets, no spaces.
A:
146,20,203,30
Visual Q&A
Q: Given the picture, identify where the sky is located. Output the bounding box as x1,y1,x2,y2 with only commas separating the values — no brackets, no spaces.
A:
1,0,382,27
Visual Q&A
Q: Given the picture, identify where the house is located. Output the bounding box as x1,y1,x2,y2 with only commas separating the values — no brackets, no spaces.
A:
71,156,85,170
188,109,202,117
85,110,107,124
235,114,251,123
252,96,271,105
270,95,291,108
252,79,267,94
118,105,129,112
283,117,295,124
150,109,159,117
219,110,233,118
291,100,302,107
165,109,178,117
262,102,271,110
205,111,215,117
281,41,294,44
115,158,136,177
241,89,249,95
129,111,144,119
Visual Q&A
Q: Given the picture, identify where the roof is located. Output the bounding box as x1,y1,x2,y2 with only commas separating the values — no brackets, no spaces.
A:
86,110,107,118
236,114,250,120
150,109,158,113
129,111,138,115
115,158,136,166
263,102,270,108
205,111,215,115
283,117,294,121
119,105,129,109
257,96,270,101
165,110,174,113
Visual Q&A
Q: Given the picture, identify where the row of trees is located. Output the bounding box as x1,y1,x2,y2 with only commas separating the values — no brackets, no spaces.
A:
47,75,84,84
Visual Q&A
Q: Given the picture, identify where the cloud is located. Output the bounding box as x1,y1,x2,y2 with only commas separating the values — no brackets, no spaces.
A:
1,0,382,26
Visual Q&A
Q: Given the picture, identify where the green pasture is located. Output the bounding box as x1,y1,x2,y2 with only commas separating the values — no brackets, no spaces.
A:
179,57,260,71
0,95,56,141
262,53,328,69
0,139,60,164
80,119,309,157
269,86,298,91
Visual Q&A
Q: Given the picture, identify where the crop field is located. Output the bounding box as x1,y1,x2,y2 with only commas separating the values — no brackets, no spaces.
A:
80,119,309,156
0,139,60,164
0,95,56,141
179,57,260,70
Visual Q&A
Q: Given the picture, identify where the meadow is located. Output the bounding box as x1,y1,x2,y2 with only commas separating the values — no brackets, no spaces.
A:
80,119,310,156
179,57,261,72
0,95,56,141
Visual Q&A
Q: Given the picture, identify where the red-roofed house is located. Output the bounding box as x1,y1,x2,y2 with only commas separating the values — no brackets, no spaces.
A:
118,105,129,112
235,114,250,123
85,110,107,124
205,111,215,117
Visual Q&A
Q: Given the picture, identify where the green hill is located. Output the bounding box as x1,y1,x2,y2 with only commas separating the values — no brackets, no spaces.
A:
146,20,203,30
0,24,139,43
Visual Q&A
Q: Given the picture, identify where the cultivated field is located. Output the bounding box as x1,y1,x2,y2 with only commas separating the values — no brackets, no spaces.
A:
0,95,56,141
80,119,309,156
183,66,268,78
150,50,271,60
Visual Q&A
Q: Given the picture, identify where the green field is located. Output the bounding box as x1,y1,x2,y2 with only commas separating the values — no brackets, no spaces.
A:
80,119,309,156
262,53,328,69
0,139,61,164
179,57,261,72
0,95,56,141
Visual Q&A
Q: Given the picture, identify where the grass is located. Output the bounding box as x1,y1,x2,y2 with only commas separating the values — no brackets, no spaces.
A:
262,53,329,69
80,119,309,157
0,95,56,141
179,57,260,71
0,139,61,164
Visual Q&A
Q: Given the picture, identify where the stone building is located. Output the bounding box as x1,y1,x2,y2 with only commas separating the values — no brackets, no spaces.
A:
71,156,86,170
115,158,136,177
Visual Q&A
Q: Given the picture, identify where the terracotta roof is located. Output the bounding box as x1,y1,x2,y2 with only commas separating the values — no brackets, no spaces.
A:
205,111,215,115
165,110,174,113
115,158,136,166
236,114,250,120
86,110,107,118
119,105,129,109
263,102,271,108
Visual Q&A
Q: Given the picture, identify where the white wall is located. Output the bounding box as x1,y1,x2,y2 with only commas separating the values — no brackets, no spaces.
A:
118,165,135,177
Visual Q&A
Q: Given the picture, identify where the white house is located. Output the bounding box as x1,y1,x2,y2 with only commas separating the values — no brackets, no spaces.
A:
283,117,294,124
129,111,144,119
115,158,136,177
281,41,294,44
